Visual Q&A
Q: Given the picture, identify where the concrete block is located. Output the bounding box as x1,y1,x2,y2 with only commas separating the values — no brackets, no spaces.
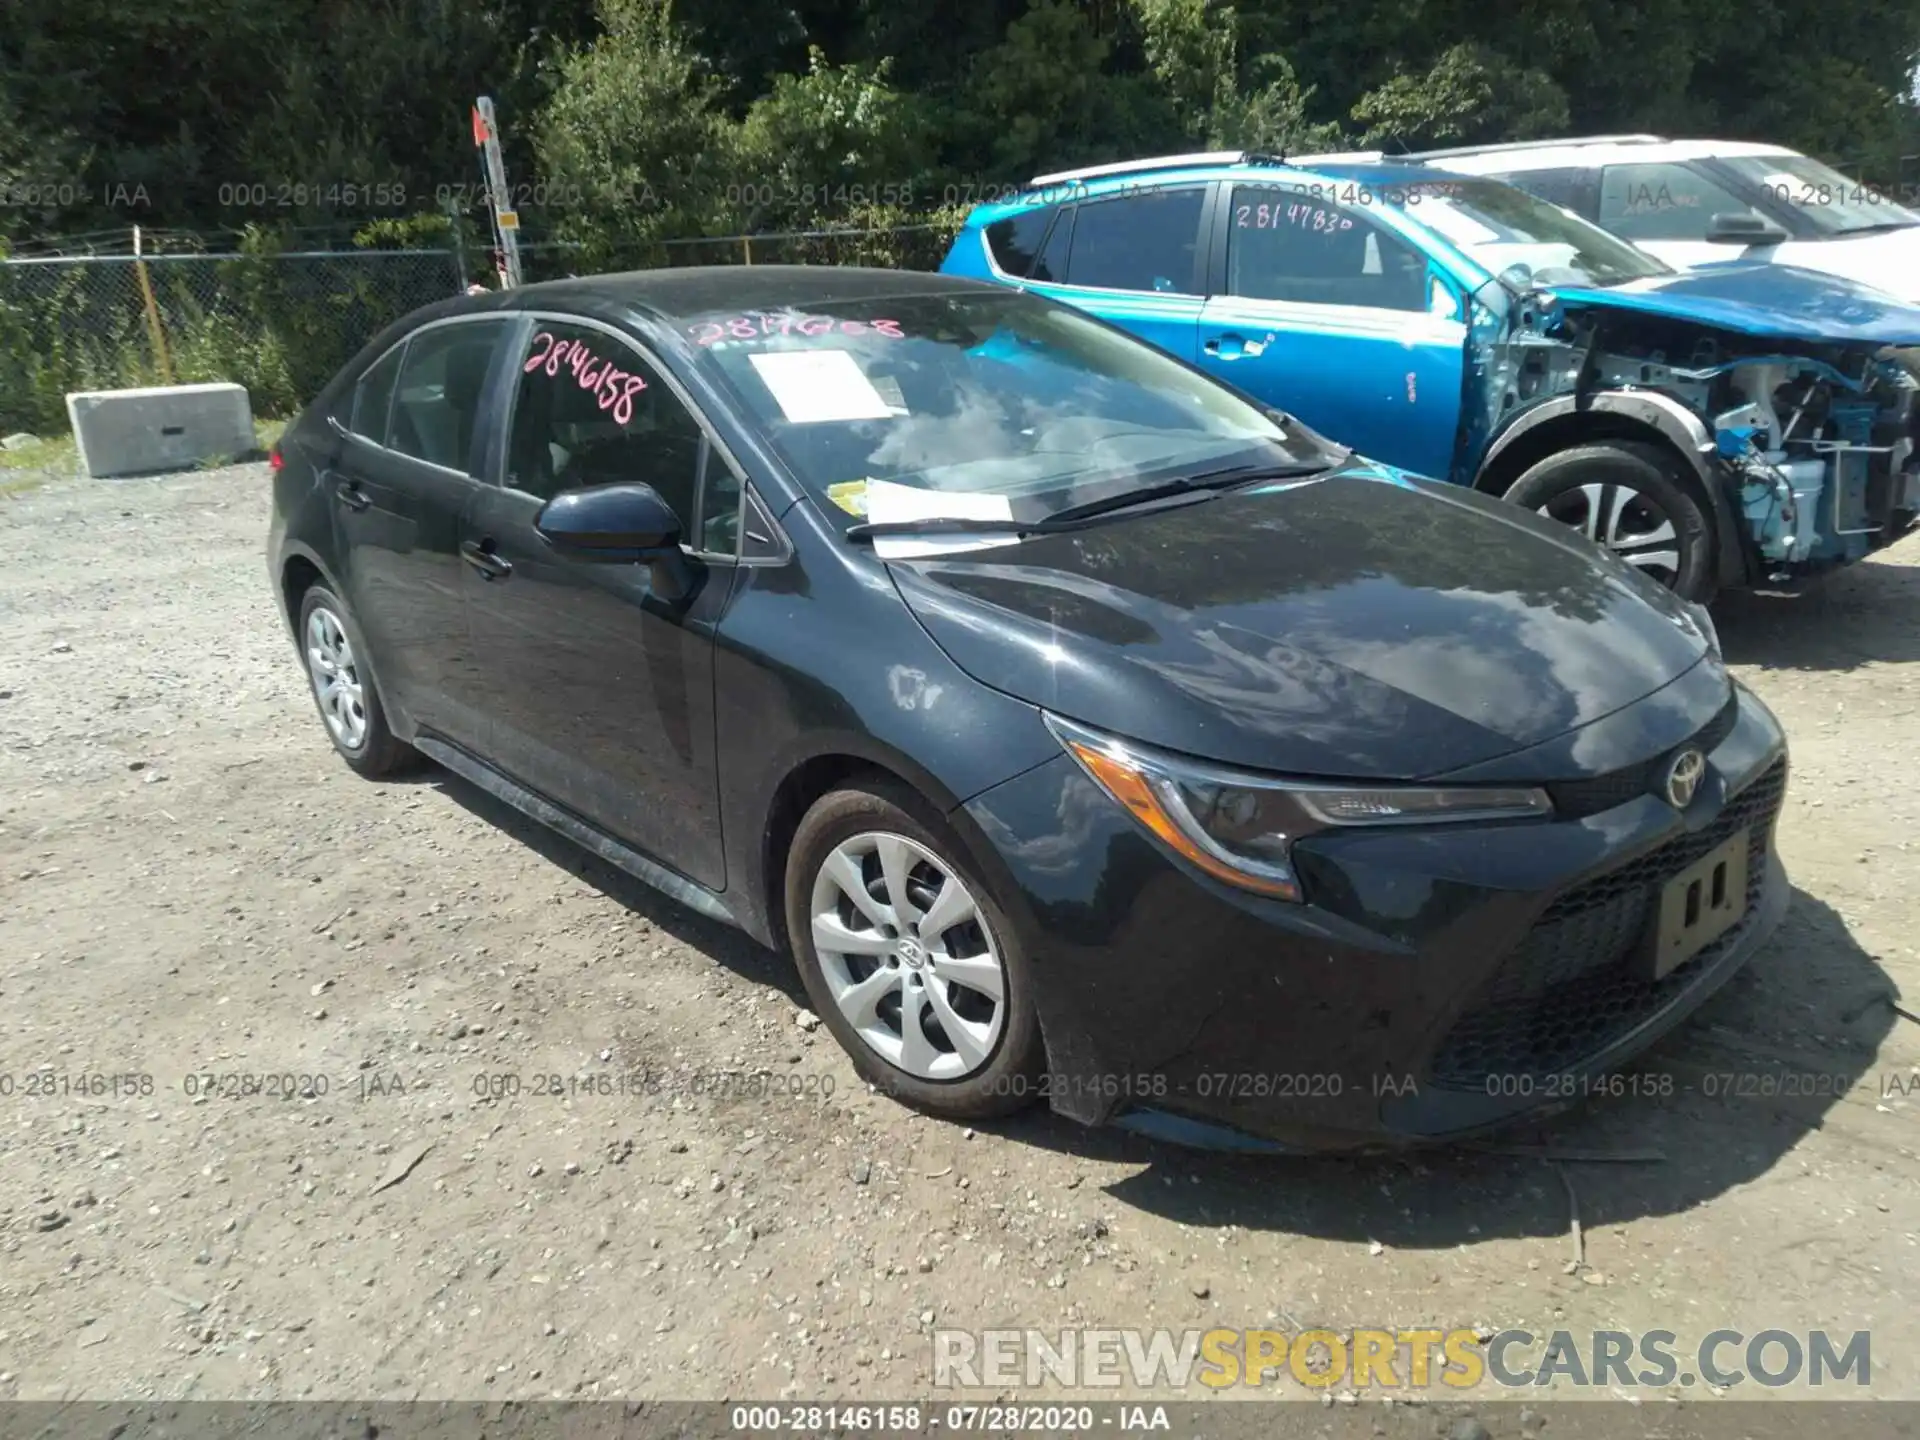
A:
65,382,254,478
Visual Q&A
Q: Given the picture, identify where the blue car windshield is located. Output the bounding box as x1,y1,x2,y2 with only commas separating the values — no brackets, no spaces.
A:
1407,177,1672,291
685,289,1340,525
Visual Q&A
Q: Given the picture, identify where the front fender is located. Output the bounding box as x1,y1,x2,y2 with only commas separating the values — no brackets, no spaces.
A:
1479,391,1753,589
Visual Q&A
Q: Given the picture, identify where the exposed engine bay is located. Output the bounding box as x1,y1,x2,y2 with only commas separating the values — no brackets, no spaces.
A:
1489,298,1920,583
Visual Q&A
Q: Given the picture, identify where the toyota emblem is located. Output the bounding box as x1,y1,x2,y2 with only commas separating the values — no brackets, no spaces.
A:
1664,748,1706,809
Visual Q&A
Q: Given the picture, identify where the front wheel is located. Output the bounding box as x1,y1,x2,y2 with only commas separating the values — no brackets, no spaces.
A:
1504,441,1717,601
785,781,1045,1121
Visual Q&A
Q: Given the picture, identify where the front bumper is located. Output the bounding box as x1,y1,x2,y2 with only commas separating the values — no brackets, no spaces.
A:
961,681,1789,1152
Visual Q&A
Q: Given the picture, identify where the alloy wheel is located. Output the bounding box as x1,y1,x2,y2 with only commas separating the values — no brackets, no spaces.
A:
809,831,1006,1081
1539,482,1682,587
305,605,368,751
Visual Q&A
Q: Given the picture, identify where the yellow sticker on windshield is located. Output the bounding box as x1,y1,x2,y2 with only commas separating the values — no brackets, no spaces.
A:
827,479,870,516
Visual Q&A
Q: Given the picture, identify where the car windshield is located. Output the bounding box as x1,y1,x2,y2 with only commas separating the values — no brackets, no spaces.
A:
1717,152,1920,236
1407,176,1672,290
684,289,1340,530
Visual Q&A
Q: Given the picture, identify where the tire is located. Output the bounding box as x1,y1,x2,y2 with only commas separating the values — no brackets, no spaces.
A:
295,584,415,778
785,780,1045,1121
1503,440,1718,602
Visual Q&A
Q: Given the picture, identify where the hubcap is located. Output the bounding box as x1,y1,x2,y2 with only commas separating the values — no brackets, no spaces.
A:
809,831,1006,1081
1539,482,1682,588
305,606,368,751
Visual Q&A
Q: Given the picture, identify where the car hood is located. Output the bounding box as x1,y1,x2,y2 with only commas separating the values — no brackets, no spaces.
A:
1541,261,1920,346
1776,226,1920,304
885,465,1711,779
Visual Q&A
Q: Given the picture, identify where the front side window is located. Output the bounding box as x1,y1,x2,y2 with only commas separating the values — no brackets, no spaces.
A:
1063,187,1204,294
1598,163,1749,242
389,320,509,472
684,289,1340,530
1408,176,1670,289
504,321,708,531
348,345,403,446
1227,185,1429,311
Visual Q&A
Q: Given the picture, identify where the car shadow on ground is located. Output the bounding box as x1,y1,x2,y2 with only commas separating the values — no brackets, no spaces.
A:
988,885,1898,1247
1715,542,1920,672
421,752,1900,1248
429,767,807,1005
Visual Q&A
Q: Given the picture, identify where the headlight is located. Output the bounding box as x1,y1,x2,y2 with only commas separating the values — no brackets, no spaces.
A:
1045,714,1552,902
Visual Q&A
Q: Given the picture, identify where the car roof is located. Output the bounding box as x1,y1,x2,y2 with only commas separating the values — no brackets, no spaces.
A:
969,156,1487,222
450,265,998,327
1432,138,1803,173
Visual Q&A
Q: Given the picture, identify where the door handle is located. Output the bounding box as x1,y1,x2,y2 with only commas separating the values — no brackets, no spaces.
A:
1204,333,1247,360
334,479,371,512
460,539,513,580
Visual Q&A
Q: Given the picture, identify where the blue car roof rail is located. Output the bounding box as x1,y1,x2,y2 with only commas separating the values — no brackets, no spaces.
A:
1027,151,1289,187
1398,134,1669,162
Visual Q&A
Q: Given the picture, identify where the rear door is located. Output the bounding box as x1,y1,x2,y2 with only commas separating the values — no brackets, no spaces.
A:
1197,183,1466,478
1017,185,1210,362
327,316,511,748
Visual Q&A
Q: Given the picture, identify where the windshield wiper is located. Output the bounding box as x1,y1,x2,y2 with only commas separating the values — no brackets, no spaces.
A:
844,460,1341,543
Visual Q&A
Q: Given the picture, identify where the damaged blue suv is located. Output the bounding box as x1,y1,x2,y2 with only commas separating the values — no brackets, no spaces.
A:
941,151,1920,599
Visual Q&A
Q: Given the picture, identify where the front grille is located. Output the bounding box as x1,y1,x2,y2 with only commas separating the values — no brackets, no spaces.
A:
1429,759,1786,1090
1545,695,1740,820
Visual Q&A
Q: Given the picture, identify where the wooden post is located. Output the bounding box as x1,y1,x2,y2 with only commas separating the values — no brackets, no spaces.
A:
132,226,176,385
742,235,753,265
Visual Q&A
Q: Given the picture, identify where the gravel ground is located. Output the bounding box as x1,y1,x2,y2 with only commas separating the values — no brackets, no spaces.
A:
1,462,1916,1407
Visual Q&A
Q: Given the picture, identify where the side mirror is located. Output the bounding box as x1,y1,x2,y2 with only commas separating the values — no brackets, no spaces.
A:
1705,211,1789,247
536,482,699,601
1428,275,1463,321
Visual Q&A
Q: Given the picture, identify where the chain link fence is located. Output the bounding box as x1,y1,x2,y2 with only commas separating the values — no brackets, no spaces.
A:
0,248,463,434
0,220,964,436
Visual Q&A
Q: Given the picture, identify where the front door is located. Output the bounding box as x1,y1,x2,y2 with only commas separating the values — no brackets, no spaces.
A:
460,317,735,888
1198,184,1467,479
327,317,509,749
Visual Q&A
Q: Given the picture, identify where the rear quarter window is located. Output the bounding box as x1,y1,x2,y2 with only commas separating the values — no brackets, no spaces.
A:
985,208,1055,278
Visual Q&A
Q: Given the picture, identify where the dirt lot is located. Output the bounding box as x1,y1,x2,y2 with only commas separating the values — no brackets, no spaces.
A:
1,461,1917,1410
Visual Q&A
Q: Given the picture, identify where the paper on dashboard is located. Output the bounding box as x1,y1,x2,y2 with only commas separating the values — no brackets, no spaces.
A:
862,478,1025,560
748,349,899,424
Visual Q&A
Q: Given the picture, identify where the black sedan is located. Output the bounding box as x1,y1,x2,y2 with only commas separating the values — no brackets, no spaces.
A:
267,267,1789,1152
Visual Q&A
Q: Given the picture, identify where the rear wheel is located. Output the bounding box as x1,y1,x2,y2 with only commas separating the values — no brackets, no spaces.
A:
1504,441,1717,601
296,584,415,778
785,781,1044,1120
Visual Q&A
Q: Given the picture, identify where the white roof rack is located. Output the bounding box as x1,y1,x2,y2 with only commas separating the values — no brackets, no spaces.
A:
1027,151,1278,187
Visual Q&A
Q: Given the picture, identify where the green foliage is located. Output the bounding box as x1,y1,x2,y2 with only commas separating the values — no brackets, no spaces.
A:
1353,43,1570,150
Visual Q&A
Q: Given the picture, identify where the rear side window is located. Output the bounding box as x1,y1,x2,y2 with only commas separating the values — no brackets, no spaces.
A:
1031,207,1074,282
348,346,403,445
389,320,510,472
1494,167,1594,218
985,208,1055,278
1063,188,1204,294
1599,163,1749,241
